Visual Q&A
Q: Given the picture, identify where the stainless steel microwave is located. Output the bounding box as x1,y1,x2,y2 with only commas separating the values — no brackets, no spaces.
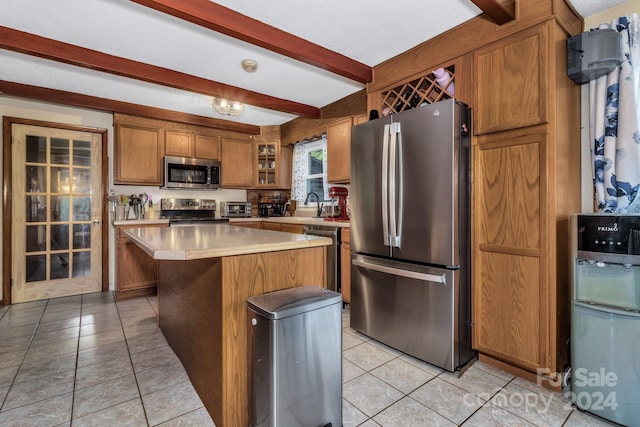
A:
163,156,221,189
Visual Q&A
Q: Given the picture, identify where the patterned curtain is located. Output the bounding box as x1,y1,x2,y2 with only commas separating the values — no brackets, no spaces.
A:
591,14,640,213
291,142,307,201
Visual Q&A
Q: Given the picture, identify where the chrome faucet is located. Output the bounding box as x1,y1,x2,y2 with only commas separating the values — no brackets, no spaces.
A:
304,192,322,218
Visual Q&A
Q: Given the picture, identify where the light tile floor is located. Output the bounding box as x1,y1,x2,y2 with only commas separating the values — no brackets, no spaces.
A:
0,292,621,426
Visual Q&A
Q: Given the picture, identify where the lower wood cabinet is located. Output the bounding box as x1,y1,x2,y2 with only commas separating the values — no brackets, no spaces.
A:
280,223,304,234
115,224,167,300
341,228,351,303
231,221,262,229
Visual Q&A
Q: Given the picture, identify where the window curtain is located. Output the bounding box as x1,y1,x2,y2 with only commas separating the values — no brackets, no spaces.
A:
290,135,328,201
591,14,640,213
291,142,306,201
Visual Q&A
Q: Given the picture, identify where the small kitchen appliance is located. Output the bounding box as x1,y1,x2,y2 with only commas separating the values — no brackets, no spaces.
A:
258,195,287,217
324,187,349,221
221,201,252,218
570,214,640,425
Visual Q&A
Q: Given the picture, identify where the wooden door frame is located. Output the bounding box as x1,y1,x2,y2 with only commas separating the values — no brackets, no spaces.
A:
2,116,109,305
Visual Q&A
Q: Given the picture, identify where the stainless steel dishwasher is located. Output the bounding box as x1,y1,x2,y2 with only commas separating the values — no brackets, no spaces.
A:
303,224,340,292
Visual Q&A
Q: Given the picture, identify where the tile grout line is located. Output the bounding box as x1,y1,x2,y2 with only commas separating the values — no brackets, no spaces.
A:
113,292,153,427
0,300,47,414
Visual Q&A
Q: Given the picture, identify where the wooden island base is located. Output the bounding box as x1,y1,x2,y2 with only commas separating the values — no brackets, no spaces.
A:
157,246,326,427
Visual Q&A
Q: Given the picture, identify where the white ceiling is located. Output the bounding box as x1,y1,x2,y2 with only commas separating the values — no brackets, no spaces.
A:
0,0,629,127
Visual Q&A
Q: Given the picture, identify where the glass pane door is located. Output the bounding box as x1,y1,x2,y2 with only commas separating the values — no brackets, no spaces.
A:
14,124,102,303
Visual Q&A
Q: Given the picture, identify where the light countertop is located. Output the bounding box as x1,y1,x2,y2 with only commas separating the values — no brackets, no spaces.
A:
123,223,332,260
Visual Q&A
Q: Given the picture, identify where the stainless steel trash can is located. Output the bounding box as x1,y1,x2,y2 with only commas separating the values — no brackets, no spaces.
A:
247,286,342,427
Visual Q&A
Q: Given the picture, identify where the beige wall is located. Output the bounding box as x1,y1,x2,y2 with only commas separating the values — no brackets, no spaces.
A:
585,0,640,27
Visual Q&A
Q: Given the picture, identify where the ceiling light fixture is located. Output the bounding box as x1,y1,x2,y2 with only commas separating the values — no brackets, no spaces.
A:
212,97,245,116
241,59,258,73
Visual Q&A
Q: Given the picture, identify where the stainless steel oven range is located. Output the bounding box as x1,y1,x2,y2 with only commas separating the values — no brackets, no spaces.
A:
160,198,229,226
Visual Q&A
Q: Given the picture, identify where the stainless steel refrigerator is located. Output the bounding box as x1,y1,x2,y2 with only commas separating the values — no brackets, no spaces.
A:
350,98,475,372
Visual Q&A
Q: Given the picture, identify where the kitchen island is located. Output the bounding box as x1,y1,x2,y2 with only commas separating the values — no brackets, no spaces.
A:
124,224,331,427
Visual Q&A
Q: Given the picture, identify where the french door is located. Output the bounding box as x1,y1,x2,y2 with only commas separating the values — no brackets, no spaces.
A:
12,124,103,303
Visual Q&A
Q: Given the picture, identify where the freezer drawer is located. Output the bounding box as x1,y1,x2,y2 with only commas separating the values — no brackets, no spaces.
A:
350,254,473,371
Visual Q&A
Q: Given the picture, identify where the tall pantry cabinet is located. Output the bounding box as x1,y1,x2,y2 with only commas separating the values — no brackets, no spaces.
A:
366,4,582,386
473,19,581,383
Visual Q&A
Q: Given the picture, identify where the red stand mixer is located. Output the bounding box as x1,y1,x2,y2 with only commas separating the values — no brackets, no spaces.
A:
325,187,349,221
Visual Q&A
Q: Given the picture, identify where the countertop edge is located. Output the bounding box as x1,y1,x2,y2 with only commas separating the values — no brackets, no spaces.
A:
123,225,332,260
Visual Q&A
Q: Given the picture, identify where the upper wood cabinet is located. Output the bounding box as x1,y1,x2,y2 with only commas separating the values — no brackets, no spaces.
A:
474,24,548,135
194,135,221,160
114,113,244,186
165,130,192,157
327,117,353,183
114,123,164,185
221,138,253,188
165,130,221,160
254,142,292,189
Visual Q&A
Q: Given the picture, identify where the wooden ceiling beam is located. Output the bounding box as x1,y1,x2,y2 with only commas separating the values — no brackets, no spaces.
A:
0,26,320,119
0,80,262,134
130,0,373,84
470,0,516,25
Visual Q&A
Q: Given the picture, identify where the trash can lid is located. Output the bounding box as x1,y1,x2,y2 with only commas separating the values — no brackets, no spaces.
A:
247,286,342,320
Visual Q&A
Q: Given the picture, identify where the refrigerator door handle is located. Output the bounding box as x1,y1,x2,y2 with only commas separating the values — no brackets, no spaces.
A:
388,122,400,247
392,122,404,248
382,124,390,246
353,259,446,284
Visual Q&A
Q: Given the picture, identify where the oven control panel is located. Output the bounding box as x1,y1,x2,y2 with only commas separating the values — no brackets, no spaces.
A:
161,198,216,211
577,214,640,254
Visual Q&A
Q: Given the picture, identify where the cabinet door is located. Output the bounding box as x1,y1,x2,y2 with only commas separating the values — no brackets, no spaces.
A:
474,24,548,135
473,128,546,370
255,142,278,187
231,222,262,229
354,114,368,126
262,222,282,231
341,228,351,303
327,117,353,183
115,225,164,300
114,124,164,185
221,138,253,188
281,223,304,234
165,130,193,157
194,135,221,160
277,144,293,189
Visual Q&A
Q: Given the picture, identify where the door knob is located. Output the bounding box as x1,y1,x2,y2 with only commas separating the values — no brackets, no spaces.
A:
93,220,100,225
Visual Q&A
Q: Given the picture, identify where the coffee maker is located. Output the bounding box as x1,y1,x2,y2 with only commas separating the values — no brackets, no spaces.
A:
325,186,349,221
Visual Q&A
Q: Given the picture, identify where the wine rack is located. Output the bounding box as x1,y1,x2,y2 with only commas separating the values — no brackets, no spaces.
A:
380,66,455,114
